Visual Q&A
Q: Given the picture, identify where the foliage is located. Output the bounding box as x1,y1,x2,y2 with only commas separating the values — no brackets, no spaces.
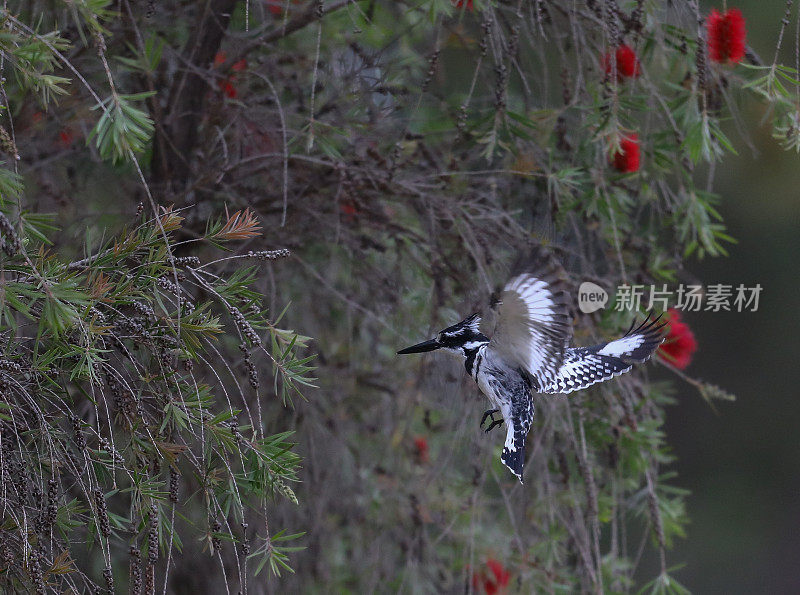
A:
0,196,310,592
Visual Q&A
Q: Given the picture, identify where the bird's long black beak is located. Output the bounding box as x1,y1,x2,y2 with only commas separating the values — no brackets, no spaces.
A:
397,338,440,355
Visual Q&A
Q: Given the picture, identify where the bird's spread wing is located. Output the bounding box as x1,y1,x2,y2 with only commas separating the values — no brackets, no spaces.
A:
539,316,666,394
499,392,534,484
488,251,572,390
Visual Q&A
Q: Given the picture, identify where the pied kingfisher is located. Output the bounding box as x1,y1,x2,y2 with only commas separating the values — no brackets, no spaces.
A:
398,248,665,483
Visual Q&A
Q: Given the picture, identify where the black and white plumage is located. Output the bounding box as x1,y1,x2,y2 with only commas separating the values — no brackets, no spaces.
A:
539,317,666,394
398,248,665,483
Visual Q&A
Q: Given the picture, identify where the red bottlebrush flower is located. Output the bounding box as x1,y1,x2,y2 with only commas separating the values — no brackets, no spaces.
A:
452,0,474,11
603,44,641,80
340,200,358,218
213,55,244,98
215,52,246,72
658,308,698,370
413,436,429,464
58,128,74,147
218,78,238,99
486,558,510,590
265,0,283,15
471,559,511,594
611,133,640,173
706,8,746,65
265,0,301,16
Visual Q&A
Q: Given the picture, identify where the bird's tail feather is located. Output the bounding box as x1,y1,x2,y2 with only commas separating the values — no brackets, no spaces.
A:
501,426,526,484
501,447,524,484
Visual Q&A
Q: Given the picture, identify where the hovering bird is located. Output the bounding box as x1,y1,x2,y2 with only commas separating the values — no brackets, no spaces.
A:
397,248,665,483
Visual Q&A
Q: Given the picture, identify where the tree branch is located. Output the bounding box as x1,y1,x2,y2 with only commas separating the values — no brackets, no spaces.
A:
152,0,238,189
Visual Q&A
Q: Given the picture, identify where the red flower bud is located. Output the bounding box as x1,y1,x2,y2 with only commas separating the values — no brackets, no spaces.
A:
340,201,359,220
58,129,75,147
218,78,238,99
471,558,511,594
486,558,510,588
611,134,640,173
603,44,641,80
413,436,429,464
265,0,302,16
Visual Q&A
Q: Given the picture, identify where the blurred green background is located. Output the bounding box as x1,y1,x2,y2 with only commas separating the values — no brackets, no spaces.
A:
666,140,800,592
665,4,800,589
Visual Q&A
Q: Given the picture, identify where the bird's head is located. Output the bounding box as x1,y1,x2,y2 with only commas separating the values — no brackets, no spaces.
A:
397,313,488,358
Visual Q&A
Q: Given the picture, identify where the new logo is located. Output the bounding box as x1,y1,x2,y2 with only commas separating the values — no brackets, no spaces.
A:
578,282,609,313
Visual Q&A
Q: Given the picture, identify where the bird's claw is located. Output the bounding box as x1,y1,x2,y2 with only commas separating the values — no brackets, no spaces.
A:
484,418,504,433
479,408,499,428
479,409,504,433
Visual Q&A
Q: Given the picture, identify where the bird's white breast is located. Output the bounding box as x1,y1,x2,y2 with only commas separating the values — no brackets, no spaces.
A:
472,347,505,409
476,371,500,407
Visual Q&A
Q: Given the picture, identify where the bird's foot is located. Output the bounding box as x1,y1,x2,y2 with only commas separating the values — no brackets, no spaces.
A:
479,409,504,433
479,408,500,428
484,418,504,433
